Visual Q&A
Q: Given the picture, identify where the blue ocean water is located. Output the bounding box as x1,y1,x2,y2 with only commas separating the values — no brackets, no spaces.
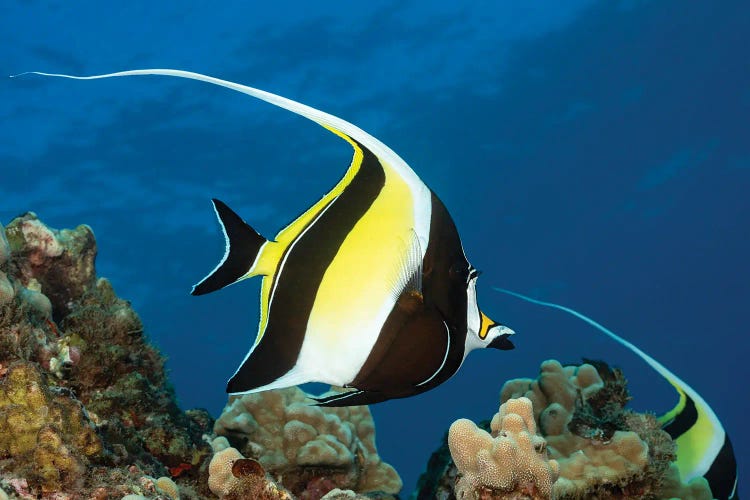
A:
2,0,748,495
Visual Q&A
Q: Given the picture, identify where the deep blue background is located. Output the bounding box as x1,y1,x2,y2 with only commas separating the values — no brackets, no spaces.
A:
2,1,748,495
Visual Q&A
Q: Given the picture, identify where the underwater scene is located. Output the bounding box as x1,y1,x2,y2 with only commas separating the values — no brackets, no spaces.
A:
1,1,748,499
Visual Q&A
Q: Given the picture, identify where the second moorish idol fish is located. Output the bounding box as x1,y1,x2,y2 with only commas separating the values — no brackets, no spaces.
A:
18,69,517,406
494,287,739,500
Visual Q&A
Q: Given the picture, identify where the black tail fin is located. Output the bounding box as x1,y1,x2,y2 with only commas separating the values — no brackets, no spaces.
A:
191,199,267,296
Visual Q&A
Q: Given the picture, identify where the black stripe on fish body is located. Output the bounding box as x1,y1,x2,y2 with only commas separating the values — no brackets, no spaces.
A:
704,434,739,500
350,291,453,398
348,194,471,401
663,393,699,439
226,138,385,393
422,191,470,338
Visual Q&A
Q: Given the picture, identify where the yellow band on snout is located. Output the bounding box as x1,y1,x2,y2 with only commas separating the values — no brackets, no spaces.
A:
479,311,495,339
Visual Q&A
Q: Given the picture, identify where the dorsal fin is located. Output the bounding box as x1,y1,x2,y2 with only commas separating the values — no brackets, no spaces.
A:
11,69,420,183
191,199,267,296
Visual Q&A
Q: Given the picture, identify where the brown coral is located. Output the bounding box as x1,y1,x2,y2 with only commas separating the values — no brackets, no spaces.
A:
208,445,293,500
214,386,401,496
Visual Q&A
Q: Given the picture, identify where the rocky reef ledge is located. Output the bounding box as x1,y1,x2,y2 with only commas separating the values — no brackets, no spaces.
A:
0,213,213,499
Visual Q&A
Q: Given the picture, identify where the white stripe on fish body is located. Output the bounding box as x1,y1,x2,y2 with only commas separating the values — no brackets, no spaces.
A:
416,320,451,387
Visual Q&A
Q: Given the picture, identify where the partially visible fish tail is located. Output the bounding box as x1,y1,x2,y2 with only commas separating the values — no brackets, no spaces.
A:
493,286,739,498
191,199,267,296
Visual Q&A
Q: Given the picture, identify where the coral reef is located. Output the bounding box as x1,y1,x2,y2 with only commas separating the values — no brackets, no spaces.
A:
214,387,402,499
207,438,293,499
0,362,101,494
414,359,708,500
448,397,558,499
0,215,213,498
501,360,681,499
6,213,713,500
1,214,402,499
320,489,385,499
657,463,713,500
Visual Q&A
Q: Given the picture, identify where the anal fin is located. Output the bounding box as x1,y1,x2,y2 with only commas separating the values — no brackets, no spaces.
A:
192,198,268,295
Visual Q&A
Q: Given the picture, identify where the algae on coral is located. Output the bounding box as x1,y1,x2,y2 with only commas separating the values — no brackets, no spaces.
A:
0,214,213,498
1,214,404,500
415,359,708,500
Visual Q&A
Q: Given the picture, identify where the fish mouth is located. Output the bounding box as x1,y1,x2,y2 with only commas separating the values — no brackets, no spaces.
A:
488,326,515,350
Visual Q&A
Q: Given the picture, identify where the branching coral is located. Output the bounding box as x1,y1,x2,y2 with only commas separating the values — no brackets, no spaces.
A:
448,397,559,499
214,387,402,497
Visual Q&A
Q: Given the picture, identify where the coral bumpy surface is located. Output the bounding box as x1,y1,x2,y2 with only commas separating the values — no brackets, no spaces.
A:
213,387,402,499
418,360,710,500
448,397,559,499
500,360,712,499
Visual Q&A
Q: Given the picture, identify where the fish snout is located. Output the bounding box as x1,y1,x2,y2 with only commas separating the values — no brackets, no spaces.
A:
488,324,515,350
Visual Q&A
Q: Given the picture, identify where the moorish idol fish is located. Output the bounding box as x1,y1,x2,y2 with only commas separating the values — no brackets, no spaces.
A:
15,69,516,407
494,288,739,500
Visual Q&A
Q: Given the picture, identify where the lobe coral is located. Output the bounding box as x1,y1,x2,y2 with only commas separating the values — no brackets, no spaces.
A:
416,359,712,500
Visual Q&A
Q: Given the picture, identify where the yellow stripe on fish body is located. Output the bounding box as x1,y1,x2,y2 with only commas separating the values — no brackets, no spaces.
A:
303,158,416,383
252,126,366,345
274,126,364,245
674,413,721,476
657,380,687,427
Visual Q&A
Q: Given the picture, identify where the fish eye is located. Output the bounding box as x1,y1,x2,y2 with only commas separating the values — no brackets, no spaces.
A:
450,262,469,278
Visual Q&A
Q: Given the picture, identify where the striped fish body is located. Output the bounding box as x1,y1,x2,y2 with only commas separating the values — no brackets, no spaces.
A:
212,134,440,400
202,139,506,406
